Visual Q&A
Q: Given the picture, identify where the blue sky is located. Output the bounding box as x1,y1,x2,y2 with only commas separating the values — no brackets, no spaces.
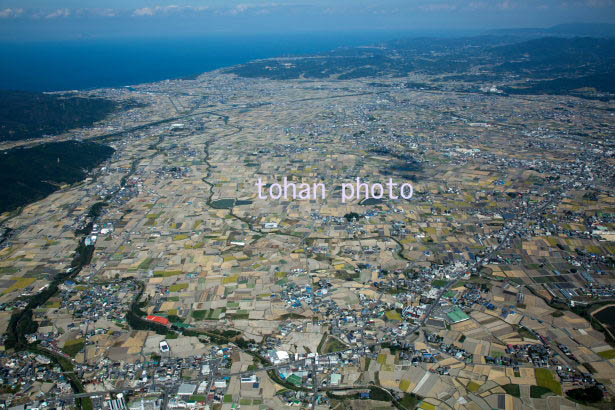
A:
1,1,614,40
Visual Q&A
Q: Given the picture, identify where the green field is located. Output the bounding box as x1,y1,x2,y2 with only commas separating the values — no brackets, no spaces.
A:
517,326,538,340
597,349,615,359
377,354,387,365
62,338,85,357
419,401,436,410
491,350,505,358
400,393,420,409
431,279,449,288
223,274,239,284
385,310,402,321
530,385,553,398
535,368,562,395
502,384,520,397
169,283,188,292
322,337,347,354
191,307,226,320
137,257,154,270
154,270,183,277
0,266,19,275
3,277,36,295
191,310,208,320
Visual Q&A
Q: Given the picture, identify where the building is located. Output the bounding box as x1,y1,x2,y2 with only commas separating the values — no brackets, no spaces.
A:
447,307,470,323
146,315,171,327
177,383,197,397
241,375,257,383
106,393,127,410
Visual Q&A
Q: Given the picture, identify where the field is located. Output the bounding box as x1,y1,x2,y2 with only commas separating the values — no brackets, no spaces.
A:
153,270,183,277
535,368,562,395
530,385,553,398
467,381,481,392
62,338,85,357
169,283,188,292
322,337,347,354
3,277,36,295
501,384,520,397
400,379,411,391
400,393,420,409
431,279,449,288
377,354,388,365
137,257,154,270
0,266,19,275
385,310,402,321
191,308,226,320
419,401,436,410
223,274,239,284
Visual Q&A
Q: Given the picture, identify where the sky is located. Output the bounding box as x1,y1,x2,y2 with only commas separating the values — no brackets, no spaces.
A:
1,0,614,40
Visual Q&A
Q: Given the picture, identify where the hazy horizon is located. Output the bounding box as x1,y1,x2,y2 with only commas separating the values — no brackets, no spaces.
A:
1,1,614,92
1,0,615,41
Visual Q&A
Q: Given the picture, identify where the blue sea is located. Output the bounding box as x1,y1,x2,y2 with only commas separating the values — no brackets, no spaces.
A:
0,31,413,92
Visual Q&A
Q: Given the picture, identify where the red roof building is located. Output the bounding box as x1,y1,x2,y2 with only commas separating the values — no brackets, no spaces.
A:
146,315,170,327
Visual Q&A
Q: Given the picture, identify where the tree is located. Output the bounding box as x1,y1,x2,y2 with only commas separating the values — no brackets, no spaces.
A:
566,386,603,403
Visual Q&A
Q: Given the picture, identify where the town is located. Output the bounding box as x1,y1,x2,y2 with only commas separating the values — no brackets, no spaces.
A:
0,40,614,410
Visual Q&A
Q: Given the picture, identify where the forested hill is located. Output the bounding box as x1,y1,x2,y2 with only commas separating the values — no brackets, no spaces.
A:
0,90,122,142
224,36,615,100
0,141,114,214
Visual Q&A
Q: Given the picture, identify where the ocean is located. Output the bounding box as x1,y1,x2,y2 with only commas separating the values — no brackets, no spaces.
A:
0,31,412,92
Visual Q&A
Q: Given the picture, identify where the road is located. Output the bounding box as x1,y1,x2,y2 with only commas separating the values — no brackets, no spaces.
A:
409,192,562,336
30,190,565,409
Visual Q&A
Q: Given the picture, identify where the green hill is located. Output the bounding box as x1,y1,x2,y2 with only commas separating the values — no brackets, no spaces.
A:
0,140,115,213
